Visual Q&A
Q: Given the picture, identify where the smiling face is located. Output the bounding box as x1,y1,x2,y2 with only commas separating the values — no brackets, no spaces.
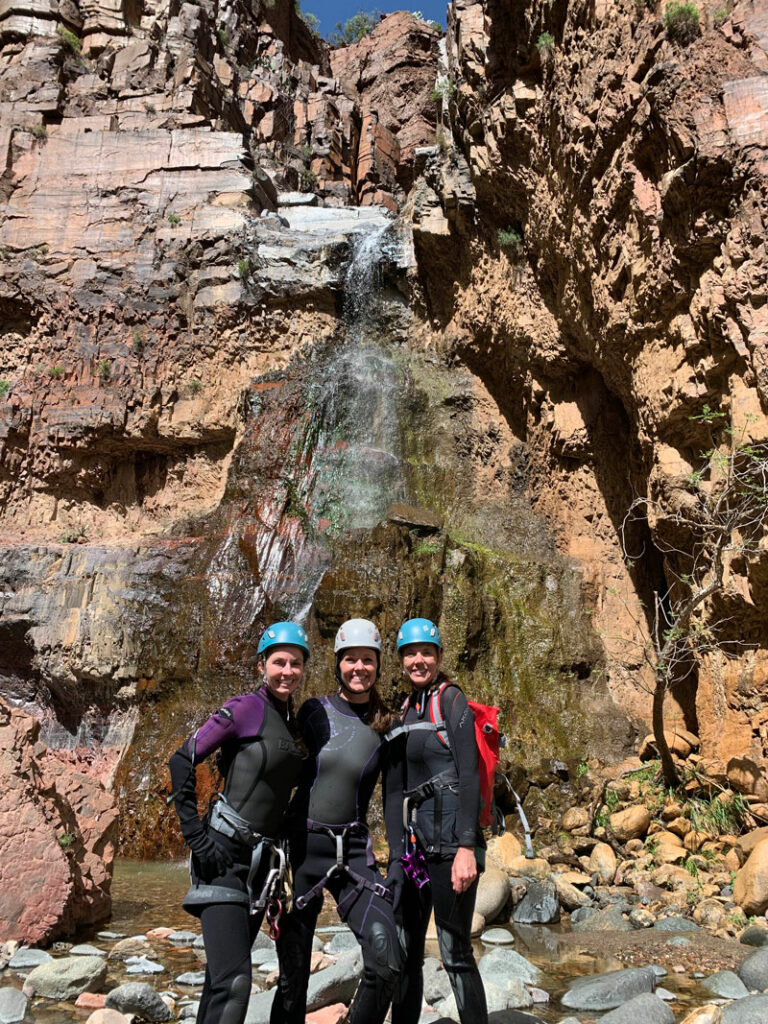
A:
337,646,379,703
400,642,442,690
260,646,306,702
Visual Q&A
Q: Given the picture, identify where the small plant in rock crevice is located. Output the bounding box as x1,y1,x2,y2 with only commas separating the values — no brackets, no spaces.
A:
299,167,316,193
167,212,181,225
188,377,203,396
57,25,82,53
712,5,729,26
131,332,145,353
536,31,555,55
29,124,47,140
237,257,251,278
430,79,456,104
48,365,64,378
58,831,76,849
0,379,11,398
498,226,523,251
97,358,111,380
663,0,701,42
59,525,87,543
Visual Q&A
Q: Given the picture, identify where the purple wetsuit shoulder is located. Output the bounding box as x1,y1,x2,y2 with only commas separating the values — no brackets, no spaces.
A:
191,689,269,763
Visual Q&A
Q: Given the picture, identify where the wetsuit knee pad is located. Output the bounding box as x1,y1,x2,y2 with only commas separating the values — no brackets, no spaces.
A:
218,973,251,1024
365,919,403,983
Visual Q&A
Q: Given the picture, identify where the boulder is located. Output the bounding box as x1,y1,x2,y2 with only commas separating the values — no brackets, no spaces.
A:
0,699,118,945
0,988,27,1024
474,867,510,922
561,966,657,1010
105,982,172,1022
734,837,768,915
478,947,542,987
23,955,107,1000
511,880,560,924
680,1009,723,1024
486,832,523,870
553,875,591,910
572,904,631,932
721,995,768,1023
507,856,551,879
737,946,768,990
727,757,768,801
740,924,768,946
701,970,749,999
562,807,590,830
597,992,674,1024
639,730,698,760
610,806,651,842
306,948,363,1011
588,842,617,884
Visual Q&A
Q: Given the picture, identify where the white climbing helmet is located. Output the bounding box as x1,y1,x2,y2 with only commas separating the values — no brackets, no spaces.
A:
334,618,382,654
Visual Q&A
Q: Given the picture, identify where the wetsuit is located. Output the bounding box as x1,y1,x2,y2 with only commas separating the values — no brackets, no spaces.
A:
385,681,488,1024
169,686,302,1024
270,693,403,1024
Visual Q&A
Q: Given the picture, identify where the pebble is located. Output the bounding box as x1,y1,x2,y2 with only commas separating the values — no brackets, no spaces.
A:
168,931,198,945
0,987,27,1024
8,948,52,970
480,927,515,944
176,971,206,986
70,944,105,957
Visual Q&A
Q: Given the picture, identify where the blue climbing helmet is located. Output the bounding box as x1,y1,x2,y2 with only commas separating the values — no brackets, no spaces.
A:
257,621,310,660
396,617,442,651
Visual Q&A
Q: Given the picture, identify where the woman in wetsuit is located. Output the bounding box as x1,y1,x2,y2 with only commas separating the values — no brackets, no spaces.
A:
386,617,488,1024
168,621,308,1024
270,617,403,1024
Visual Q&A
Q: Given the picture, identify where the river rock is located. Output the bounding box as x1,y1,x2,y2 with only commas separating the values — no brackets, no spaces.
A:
125,955,165,974
588,842,617,884
306,948,363,1011
654,916,699,932
176,971,207,986
561,966,657,1010
553,875,591,910
475,867,510,921
23,955,107,999
8,947,53,969
323,930,357,954
70,944,105,956
0,988,27,1024
610,806,651,842
481,927,515,944
629,906,656,928
597,992,674,1023
108,937,152,959
507,857,551,880
512,880,560,924
168,931,198,945
478,947,542,987
734,838,768,915
486,832,523,870
701,970,749,999
740,923,768,946
562,807,590,830
572,903,631,932
737,946,768,989
105,982,172,1022
85,1012,133,1024
423,957,452,1004
721,994,768,1022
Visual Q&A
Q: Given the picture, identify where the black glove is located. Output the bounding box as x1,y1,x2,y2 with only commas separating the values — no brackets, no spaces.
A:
188,831,234,881
383,860,405,912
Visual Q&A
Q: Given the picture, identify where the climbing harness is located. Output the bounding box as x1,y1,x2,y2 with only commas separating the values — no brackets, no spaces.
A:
401,826,430,888
293,820,394,914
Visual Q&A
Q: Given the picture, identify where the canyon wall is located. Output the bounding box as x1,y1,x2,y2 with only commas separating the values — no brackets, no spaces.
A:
1,0,768,934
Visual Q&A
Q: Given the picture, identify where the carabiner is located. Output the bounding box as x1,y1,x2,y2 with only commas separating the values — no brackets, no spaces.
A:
266,897,283,941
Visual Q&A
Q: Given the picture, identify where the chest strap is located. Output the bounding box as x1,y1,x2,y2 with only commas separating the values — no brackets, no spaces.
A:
294,820,393,914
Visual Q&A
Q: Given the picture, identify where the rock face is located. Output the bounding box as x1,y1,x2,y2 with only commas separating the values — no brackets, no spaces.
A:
414,0,768,774
0,698,117,944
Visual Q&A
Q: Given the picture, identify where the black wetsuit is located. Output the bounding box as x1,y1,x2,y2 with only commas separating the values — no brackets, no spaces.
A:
270,693,403,1024
169,686,302,1024
385,681,488,1024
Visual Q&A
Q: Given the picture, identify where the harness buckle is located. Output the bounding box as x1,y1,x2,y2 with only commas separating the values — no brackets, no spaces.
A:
266,898,283,940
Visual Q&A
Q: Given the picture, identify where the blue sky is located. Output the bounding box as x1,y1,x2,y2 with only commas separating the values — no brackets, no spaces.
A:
303,1,447,36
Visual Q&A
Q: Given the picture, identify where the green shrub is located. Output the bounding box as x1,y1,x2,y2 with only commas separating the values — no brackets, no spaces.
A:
430,80,456,103
663,1,700,42
237,257,251,278
712,5,729,25
48,365,64,378
536,31,555,53
167,212,181,225
299,167,317,192
57,25,81,53
29,124,47,140
327,10,380,46
59,525,86,543
301,10,320,33
188,377,203,395
97,358,111,379
217,26,229,45
58,832,76,848
131,332,145,353
0,379,10,398
497,226,523,250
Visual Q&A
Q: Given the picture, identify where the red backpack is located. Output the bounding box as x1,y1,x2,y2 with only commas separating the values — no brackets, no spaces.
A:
401,682,500,828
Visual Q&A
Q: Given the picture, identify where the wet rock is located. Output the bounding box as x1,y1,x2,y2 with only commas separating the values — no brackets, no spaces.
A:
481,927,515,944
125,955,165,974
721,994,768,1022
737,946,768,989
740,924,768,946
561,966,657,1010
734,838,768,915
597,992,674,1023
386,503,443,531
176,971,206,986
323,930,357,954
609,806,651,842
23,955,107,1000
572,903,631,932
8,948,52,970
589,843,617,884
478,947,542,987
105,982,172,1022
168,931,198,945
475,867,510,922
108,937,152,960
680,1009,722,1024
75,993,108,1009
70,944,105,956
86,1011,132,1024
511,880,560,924
701,970,749,999
0,988,27,1024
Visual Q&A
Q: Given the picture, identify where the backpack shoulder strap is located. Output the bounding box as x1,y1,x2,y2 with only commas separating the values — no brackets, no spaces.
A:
429,681,451,748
